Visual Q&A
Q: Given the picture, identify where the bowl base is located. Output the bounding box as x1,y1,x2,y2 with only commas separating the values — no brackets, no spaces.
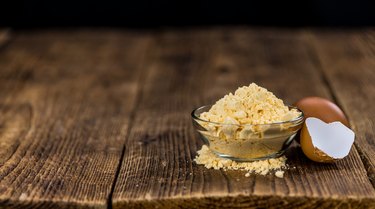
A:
210,133,297,162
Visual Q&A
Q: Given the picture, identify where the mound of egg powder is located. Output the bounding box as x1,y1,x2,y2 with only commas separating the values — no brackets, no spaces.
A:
195,83,301,178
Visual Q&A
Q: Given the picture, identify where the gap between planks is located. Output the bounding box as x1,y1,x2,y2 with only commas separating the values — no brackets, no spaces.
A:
106,34,156,209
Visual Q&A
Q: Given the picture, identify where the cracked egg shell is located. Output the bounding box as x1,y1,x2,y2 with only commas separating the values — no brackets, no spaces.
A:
300,117,355,163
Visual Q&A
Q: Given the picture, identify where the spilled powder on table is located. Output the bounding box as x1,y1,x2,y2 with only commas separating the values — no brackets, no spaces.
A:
194,145,287,178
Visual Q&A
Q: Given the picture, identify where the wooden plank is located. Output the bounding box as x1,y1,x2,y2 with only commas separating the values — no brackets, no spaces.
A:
308,30,375,186
112,28,375,208
0,30,152,208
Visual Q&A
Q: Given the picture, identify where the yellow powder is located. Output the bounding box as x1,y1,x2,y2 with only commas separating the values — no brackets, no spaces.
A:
275,170,285,178
195,83,301,159
194,145,287,178
200,83,300,124
194,83,295,175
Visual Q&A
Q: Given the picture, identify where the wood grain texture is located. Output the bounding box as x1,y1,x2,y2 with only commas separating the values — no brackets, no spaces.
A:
0,30,152,208
309,30,375,187
112,28,375,208
1,28,374,209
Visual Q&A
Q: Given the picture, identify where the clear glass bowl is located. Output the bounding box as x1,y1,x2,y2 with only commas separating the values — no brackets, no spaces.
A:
191,105,304,161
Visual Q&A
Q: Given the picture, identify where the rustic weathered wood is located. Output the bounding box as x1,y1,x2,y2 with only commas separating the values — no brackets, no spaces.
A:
308,30,375,187
1,28,374,209
0,30,152,208
112,29,375,208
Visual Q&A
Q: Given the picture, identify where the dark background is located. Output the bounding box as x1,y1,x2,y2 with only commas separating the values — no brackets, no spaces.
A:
2,0,375,28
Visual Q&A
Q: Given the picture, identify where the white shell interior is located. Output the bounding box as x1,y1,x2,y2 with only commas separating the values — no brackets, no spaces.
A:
306,117,355,159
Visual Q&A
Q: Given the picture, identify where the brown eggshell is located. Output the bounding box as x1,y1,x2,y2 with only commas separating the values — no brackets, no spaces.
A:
295,97,349,143
294,97,349,126
300,122,335,163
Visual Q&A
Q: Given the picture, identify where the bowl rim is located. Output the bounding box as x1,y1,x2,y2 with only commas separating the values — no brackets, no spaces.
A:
191,104,304,126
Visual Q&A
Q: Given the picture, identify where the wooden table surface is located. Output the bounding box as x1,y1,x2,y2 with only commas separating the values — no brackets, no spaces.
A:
0,28,374,209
